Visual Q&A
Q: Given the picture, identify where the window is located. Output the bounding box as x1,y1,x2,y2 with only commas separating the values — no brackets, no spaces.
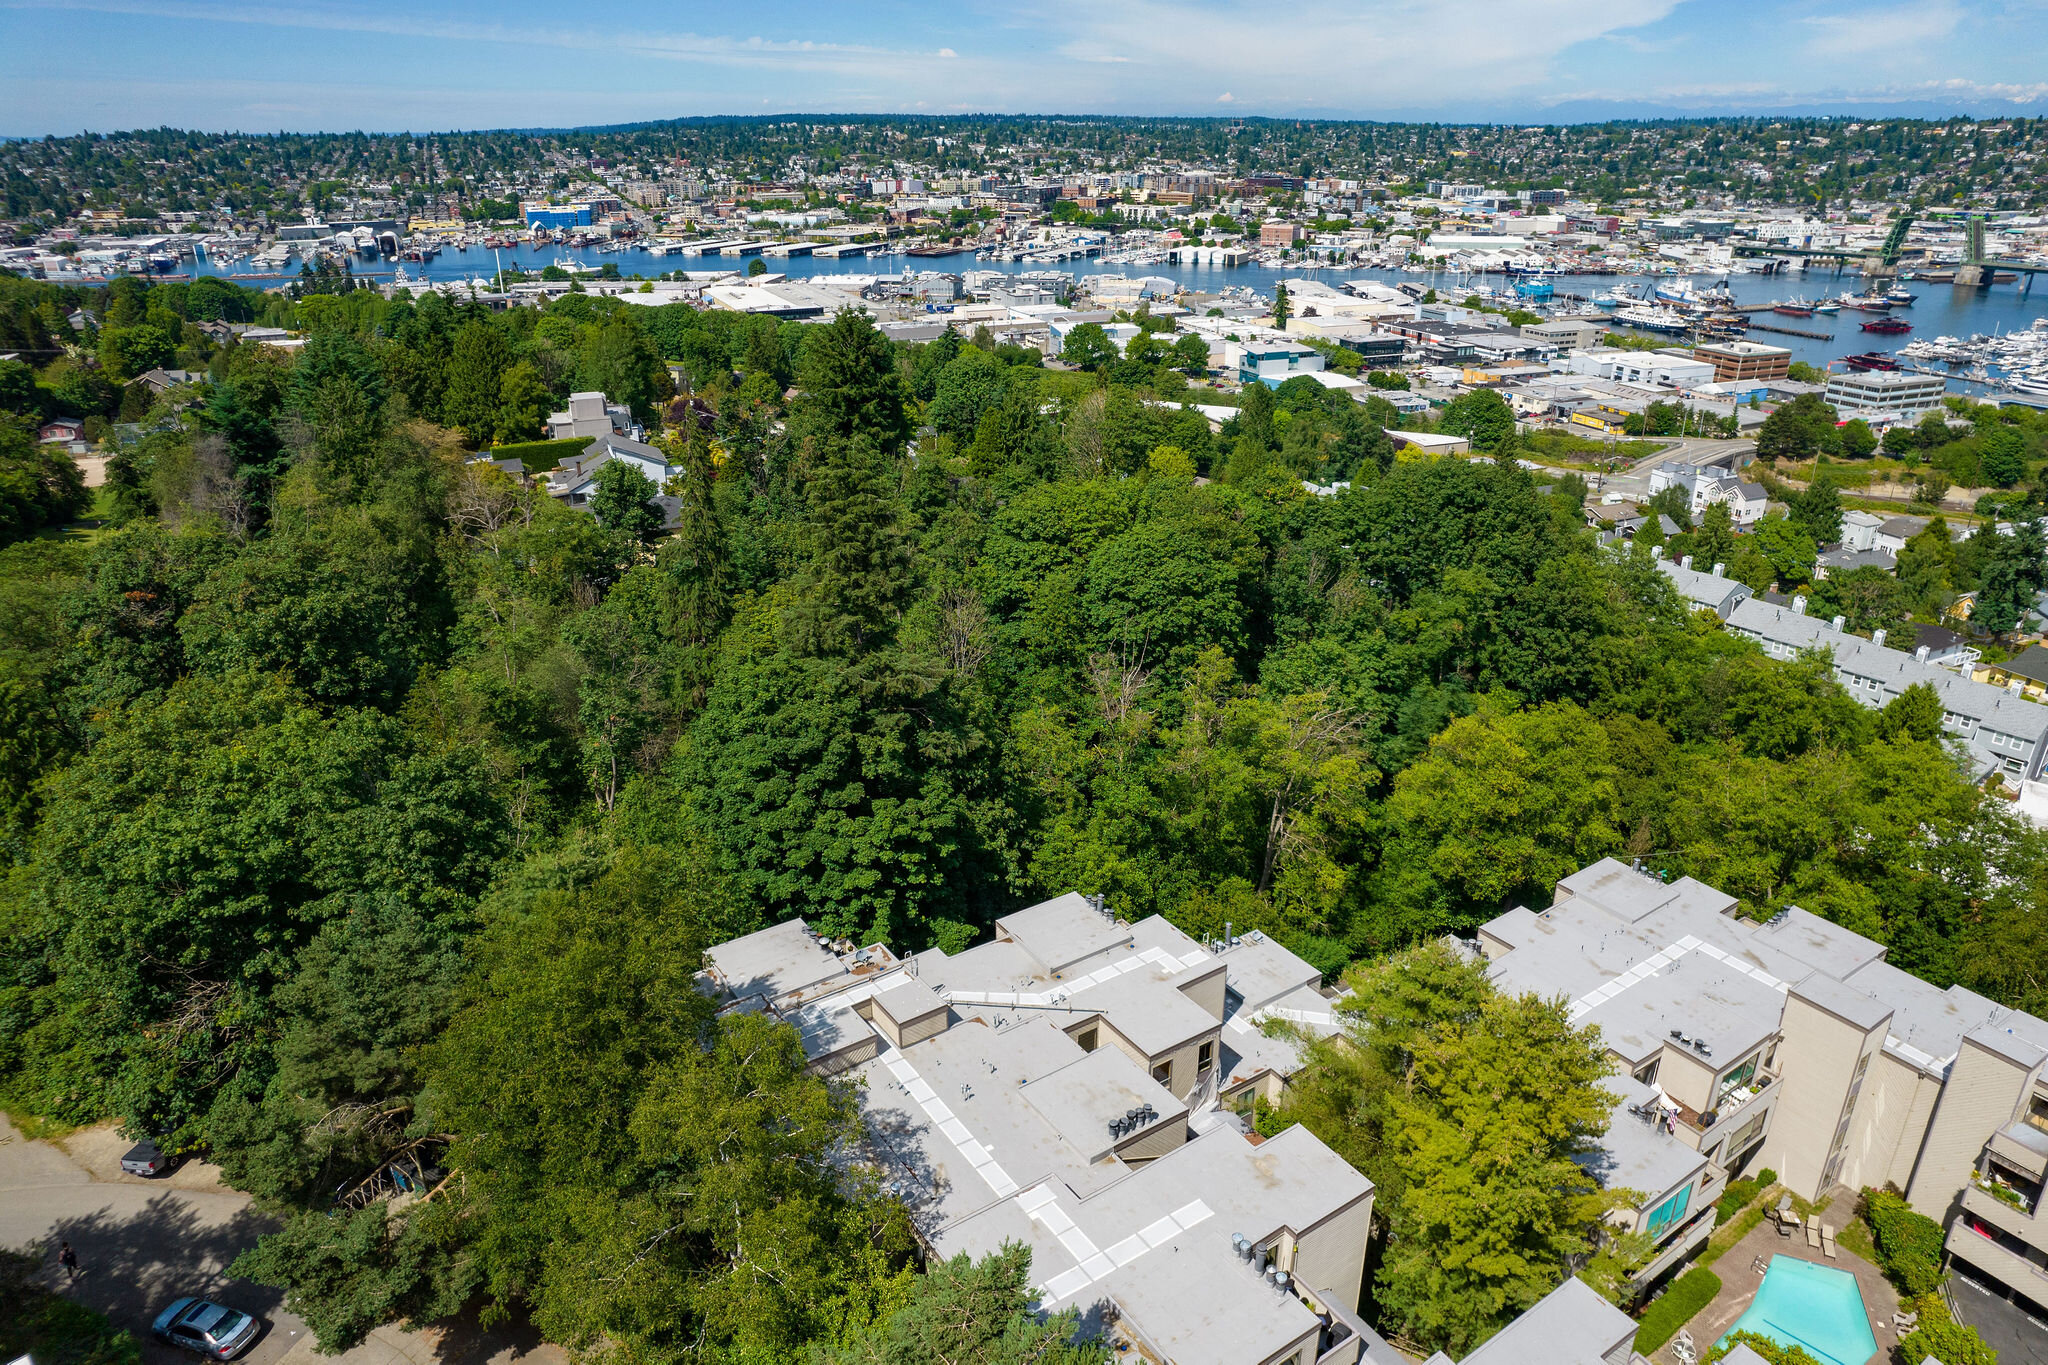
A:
1646,1184,1692,1240
1076,1028,1098,1053
1198,1041,1215,1074
1635,1058,1661,1087
1724,1111,1769,1161
2025,1092,2048,1136
1716,1053,1761,1108
1152,1061,1172,1087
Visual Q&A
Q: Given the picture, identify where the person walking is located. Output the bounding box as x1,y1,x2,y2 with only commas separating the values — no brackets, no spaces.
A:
57,1240,79,1281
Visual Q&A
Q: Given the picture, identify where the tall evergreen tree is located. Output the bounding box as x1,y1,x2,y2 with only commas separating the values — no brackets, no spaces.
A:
798,309,910,454
443,319,511,448
783,436,914,657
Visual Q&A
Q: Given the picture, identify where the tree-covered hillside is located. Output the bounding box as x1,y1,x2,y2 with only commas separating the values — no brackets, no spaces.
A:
2,270,2045,1361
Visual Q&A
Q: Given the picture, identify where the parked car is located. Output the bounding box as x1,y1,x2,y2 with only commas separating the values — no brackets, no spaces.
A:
120,1138,168,1177
150,1299,260,1359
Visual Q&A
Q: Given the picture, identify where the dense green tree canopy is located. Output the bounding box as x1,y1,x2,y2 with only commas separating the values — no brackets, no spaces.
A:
4,269,2048,1365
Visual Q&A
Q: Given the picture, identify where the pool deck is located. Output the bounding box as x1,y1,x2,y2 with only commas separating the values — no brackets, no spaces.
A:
1657,1218,1902,1365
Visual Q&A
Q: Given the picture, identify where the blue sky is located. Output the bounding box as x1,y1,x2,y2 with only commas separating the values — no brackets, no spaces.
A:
4,0,2047,134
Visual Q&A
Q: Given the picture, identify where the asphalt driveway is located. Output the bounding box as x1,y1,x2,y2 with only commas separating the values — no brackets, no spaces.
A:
1,1114,560,1365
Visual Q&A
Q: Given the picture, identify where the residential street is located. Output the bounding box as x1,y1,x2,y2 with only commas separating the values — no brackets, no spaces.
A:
1,1114,562,1365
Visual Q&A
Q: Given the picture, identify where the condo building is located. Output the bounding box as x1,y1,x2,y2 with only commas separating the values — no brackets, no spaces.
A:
1483,858,2048,1314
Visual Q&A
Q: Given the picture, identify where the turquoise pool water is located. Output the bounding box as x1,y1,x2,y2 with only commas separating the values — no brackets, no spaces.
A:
1716,1256,1878,1365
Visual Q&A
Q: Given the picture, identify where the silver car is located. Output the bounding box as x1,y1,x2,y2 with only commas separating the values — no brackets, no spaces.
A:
151,1298,260,1360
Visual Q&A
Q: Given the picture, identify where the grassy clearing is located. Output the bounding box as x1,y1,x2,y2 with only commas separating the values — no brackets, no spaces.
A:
1635,1267,1722,1354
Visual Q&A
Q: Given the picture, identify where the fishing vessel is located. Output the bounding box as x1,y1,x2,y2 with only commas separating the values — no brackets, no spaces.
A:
1884,286,1917,306
1614,303,1692,334
1772,297,1814,317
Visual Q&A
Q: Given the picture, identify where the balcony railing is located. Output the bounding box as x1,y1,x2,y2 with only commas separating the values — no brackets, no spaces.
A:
1975,1174,2038,1216
1673,1073,1779,1142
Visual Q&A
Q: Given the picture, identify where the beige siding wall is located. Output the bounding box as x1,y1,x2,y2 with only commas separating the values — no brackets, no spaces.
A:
1908,1038,2029,1220
895,1009,949,1048
1101,1023,1216,1101
1660,1049,1716,1117
808,1035,879,1077
1100,1021,1153,1076
1113,1117,1188,1164
1179,965,1228,1022
1847,1052,1942,1195
1287,1190,1376,1308
1761,993,1879,1199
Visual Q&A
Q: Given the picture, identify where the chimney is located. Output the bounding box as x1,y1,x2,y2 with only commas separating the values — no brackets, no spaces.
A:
1831,614,1847,632
1915,645,1931,662
1681,554,1695,570
1872,629,1887,647
2011,681,2025,696
1711,562,1726,578
1792,595,1807,615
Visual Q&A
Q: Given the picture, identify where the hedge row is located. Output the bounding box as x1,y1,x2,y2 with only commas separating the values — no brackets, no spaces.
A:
1634,1266,1723,1354
482,436,590,471
1862,1187,1945,1297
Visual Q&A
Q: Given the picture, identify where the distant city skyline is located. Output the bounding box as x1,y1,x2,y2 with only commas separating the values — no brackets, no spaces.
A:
4,0,2046,134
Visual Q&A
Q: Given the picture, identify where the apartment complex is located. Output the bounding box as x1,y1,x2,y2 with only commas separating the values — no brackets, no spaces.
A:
1483,858,2048,1314
1723,594,2048,780
1656,556,1754,619
1693,340,1792,384
697,895,1375,1365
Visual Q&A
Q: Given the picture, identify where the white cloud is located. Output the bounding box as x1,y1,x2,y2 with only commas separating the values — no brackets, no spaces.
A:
3,0,2044,130
1803,0,1962,57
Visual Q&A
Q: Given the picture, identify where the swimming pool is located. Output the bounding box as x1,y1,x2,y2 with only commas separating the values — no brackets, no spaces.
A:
1716,1256,1878,1365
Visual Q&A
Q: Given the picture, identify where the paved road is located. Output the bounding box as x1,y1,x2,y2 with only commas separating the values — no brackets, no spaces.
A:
1,1114,561,1365
1951,1266,2048,1365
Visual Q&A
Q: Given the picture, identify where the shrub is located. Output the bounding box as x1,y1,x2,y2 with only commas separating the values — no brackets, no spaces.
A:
1898,1292,1998,1365
1714,1169,1781,1223
1717,1176,1763,1222
1635,1266,1722,1353
1862,1188,1945,1297
1705,1329,1825,1365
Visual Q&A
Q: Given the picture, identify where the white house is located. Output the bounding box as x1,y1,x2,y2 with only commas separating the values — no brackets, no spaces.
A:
544,432,674,507
1646,460,1769,526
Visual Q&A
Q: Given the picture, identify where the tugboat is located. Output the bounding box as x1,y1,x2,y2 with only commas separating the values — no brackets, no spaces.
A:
1843,292,1893,312
1842,351,1902,371
1884,285,1917,306
1860,317,1912,335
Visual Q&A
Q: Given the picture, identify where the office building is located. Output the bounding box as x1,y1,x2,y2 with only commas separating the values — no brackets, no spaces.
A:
1822,371,1949,421
1694,341,1792,384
